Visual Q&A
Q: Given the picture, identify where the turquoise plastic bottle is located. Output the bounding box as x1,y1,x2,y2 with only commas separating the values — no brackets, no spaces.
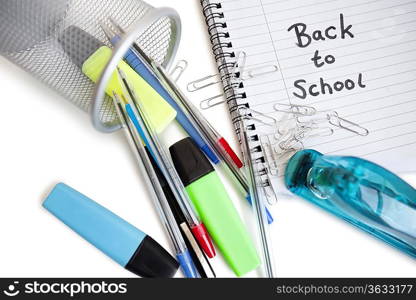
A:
285,149,416,258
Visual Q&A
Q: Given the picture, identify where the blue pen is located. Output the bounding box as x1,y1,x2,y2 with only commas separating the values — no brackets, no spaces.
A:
285,149,416,258
113,93,200,278
101,23,219,164
102,22,273,224
116,67,217,259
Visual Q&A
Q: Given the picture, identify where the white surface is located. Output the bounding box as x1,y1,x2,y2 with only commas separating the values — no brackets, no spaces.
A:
0,0,415,278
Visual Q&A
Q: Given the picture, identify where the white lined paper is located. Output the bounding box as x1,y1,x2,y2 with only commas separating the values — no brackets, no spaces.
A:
211,0,416,187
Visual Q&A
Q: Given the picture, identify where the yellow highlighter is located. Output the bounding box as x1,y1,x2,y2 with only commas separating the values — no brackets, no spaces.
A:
59,26,176,133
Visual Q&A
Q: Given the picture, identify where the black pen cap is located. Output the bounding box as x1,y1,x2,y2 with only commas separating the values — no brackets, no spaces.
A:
169,137,215,187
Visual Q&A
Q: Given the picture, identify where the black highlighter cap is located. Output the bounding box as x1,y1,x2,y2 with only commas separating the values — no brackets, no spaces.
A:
58,26,104,68
126,236,179,278
169,137,215,187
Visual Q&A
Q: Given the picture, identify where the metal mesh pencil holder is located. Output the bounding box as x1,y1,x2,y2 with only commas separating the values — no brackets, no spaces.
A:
0,0,181,132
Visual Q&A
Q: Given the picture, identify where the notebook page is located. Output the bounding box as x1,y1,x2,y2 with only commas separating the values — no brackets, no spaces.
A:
219,0,416,192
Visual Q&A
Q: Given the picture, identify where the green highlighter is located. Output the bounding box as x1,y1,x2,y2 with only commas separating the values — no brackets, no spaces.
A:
170,138,260,276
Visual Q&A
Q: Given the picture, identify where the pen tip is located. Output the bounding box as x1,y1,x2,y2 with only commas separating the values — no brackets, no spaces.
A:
112,91,122,104
108,17,126,34
99,21,115,41
191,224,216,258
176,250,200,278
116,66,125,79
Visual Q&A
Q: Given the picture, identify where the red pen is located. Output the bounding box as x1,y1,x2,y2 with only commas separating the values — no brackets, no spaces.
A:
148,69,276,223
150,62,250,193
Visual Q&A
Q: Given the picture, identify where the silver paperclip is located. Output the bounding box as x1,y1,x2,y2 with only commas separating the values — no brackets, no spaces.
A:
200,94,224,110
276,124,306,151
187,51,246,92
293,125,334,141
187,74,221,92
262,180,278,206
328,113,370,136
260,135,278,176
276,112,299,136
253,161,278,205
279,147,299,161
199,83,244,109
234,51,247,75
169,60,188,83
242,64,279,81
262,134,300,178
274,103,316,116
239,107,279,128
279,136,304,152
296,110,336,125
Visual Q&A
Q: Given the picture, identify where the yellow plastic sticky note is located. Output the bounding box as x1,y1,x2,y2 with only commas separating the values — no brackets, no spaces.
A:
82,46,176,133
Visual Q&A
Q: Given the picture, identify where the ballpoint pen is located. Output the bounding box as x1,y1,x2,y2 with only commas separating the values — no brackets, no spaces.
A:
116,67,216,258
100,22,219,164
151,59,275,225
146,64,273,224
170,137,260,276
149,150,216,278
103,20,239,164
239,121,276,278
112,92,199,278
104,19,273,224
157,57,276,224
285,149,416,258
102,19,256,180
114,87,214,277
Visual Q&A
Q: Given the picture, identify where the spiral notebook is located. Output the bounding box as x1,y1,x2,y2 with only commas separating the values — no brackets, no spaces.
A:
201,0,416,195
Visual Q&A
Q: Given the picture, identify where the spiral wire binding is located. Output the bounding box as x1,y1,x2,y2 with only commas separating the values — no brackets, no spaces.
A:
200,0,275,199
202,1,371,201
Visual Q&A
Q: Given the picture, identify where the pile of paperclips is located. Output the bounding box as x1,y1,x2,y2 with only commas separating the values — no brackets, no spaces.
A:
185,51,371,182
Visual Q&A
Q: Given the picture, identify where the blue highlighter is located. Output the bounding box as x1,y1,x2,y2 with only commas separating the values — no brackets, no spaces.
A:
43,183,179,278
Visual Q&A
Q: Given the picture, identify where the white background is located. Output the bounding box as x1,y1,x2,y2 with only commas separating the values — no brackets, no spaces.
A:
0,0,415,278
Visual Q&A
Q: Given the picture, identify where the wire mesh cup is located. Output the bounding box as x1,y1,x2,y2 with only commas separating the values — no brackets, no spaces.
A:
0,0,181,132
